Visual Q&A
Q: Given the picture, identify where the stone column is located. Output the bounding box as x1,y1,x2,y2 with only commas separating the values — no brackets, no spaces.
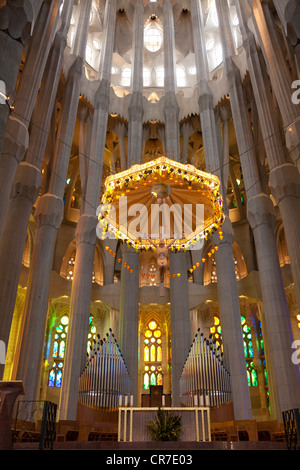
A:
169,251,191,406
212,218,253,418
118,245,139,405
217,0,300,417
127,0,144,166
59,0,117,421
163,0,180,161
247,194,300,415
191,0,252,420
0,0,33,156
251,0,300,170
0,1,73,380
0,0,61,236
235,0,300,310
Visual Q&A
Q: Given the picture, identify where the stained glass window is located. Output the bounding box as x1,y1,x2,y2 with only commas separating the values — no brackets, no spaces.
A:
210,315,259,387
48,314,97,388
143,320,163,389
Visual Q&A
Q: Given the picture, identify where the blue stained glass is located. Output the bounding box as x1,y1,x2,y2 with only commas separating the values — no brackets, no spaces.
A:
56,370,62,388
53,341,58,358
48,370,55,387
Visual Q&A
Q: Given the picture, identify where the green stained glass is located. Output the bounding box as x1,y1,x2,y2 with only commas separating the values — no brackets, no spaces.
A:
144,373,149,390
251,369,258,386
247,370,251,387
150,373,156,386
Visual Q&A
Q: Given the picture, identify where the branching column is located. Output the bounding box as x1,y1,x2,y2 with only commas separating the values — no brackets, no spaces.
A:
128,0,144,166
14,1,90,402
235,0,300,312
118,245,139,405
163,0,180,161
216,0,300,418
190,0,252,420
0,1,71,380
59,0,117,421
169,251,191,406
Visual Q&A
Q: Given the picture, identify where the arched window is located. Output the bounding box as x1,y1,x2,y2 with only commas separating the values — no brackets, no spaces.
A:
121,66,132,87
144,22,163,53
85,45,93,65
156,66,164,87
48,315,97,388
143,320,163,389
176,65,186,87
143,67,151,87
210,315,261,388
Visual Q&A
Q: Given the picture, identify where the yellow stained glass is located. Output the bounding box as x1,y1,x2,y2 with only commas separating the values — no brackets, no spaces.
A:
154,330,161,338
144,345,150,362
214,316,220,325
145,330,152,338
150,344,156,362
157,346,162,362
157,373,162,386
149,321,157,330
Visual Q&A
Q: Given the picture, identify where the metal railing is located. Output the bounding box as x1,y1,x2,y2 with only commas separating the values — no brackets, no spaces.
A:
78,329,131,410
283,408,300,450
13,400,57,450
179,328,231,408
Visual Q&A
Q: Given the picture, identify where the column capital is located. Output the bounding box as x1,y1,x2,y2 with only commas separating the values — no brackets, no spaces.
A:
285,117,300,171
270,162,300,204
34,193,64,229
212,215,234,246
128,91,144,121
247,193,276,230
94,79,111,112
11,161,41,203
2,116,29,165
75,213,98,246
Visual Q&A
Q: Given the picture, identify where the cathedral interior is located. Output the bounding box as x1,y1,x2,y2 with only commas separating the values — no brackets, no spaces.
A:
0,0,300,449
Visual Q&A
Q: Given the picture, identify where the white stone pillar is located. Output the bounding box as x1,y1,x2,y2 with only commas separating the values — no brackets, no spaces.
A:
163,0,180,160
0,0,61,236
118,245,139,405
191,0,252,420
0,1,74,380
11,0,90,397
59,0,117,421
217,0,300,417
212,218,253,419
169,250,191,406
247,194,300,415
235,0,300,310
127,0,144,166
